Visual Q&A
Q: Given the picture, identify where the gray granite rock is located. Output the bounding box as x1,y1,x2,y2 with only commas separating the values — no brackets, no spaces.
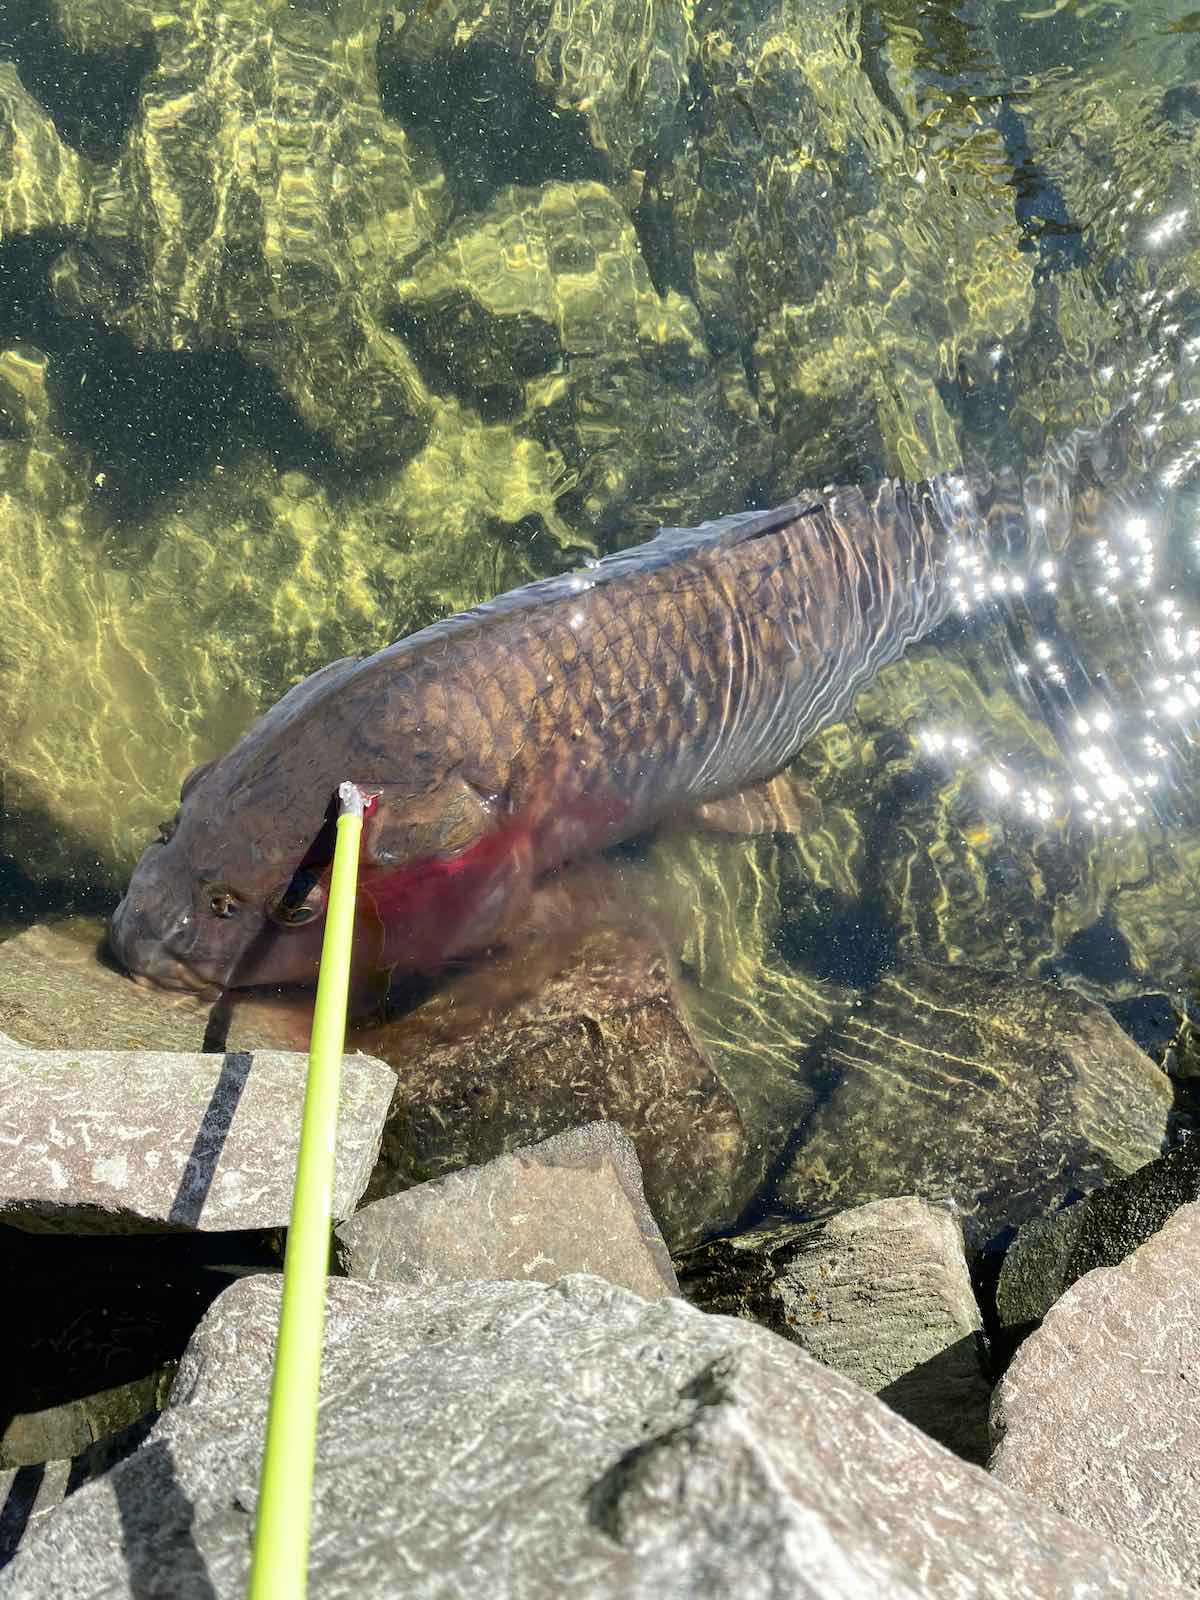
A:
0,1049,394,1234
1,1273,1187,1599
996,1136,1200,1330
0,1416,157,1571
336,1121,677,1299
991,1199,1200,1588
775,963,1171,1247
677,1196,991,1461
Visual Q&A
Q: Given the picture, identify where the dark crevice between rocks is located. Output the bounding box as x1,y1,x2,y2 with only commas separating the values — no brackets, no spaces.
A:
0,1226,283,1521
0,228,352,547
0,0,155,164
377,32,607,216
388,294,562,421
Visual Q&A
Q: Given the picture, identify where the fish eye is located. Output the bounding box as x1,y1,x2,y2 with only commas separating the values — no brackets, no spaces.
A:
267,873,325,928
205,885,239,919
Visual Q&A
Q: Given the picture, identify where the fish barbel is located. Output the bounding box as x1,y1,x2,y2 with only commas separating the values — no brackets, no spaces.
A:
109,476,984,993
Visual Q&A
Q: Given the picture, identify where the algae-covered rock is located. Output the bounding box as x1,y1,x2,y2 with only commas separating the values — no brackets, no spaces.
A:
0,65,87,244
48,3,440,460
379,0,692,176
995,1136,1200,1331
676,1195,991,1462
1,1370,172,1472
393,178,755,537
775,961,1172,1247
634,829,857,1199
0,922,301,1053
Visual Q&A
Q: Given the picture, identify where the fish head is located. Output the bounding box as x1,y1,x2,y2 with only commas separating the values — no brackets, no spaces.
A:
109,683,518,991
108,752,335,994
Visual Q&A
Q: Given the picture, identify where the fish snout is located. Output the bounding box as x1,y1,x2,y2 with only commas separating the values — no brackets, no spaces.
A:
109,883,223,995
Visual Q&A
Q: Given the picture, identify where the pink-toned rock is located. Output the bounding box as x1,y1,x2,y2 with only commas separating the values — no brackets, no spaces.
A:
0,1047,394,1234
991,1198,1200,1588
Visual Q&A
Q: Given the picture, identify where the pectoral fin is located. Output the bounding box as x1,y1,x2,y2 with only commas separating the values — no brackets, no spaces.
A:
691,772,820,836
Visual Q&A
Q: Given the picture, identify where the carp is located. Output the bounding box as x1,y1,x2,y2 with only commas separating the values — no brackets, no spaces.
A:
109,477,983,994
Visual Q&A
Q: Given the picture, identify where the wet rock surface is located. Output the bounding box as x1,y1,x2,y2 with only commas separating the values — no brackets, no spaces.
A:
336,1120,678,1299
0,1047,394,1234
0,64,86,245
996,1135,1200,1331
991,1199,1200,1589
2,1270,1187,1600
361,927,747,1251
775,962,1172,1247
0,924,304,1054
1,1373,171,1474
676,1195,990,1462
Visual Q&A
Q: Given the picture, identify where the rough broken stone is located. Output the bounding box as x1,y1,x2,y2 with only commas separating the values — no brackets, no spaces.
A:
991,1199,1200,1589
676,1196,990,1461
0,1048,394,1233
0,924,304,1054
775,963,1171,1247
336,1121,677,1299
996,1136,1200,1331
0,1415,156,1571
1,1272,1185,1599
1,1371,171,1472
361,927,747,1250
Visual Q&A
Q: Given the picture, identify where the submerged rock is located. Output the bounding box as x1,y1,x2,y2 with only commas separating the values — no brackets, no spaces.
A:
775,962,1171,1247
361,926,746,1251
0,1047,393,1234
48,5,437,460
2,1271,1184,1599
0,65,86,245
0,924,304,1054
995,1135,1200,1331
336,1121,678,1300
991,1199,1200,1589
676,1195,991,1462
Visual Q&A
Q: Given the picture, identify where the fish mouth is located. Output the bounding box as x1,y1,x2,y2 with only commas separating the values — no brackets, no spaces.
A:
124,966,223,999
108,892,228,997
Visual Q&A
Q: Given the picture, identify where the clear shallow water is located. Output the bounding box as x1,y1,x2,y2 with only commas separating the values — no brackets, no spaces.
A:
1,1,1200,1029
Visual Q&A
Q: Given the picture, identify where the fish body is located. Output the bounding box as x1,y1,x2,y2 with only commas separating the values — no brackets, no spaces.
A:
109,477,974,992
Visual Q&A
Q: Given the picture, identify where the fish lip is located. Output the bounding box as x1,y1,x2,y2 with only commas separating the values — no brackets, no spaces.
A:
125,967,224,999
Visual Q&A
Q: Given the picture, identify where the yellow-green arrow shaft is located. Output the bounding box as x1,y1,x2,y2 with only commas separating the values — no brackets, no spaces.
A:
248,782,364,1600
